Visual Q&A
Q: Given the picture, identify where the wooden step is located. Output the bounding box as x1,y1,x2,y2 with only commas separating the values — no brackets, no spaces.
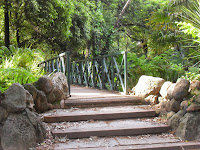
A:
51,119,170,139
97,142,200,150
65,96,142,108
53,141,200,150
44,109,156,123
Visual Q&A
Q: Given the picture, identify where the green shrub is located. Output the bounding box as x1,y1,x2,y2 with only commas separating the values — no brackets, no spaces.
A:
0,46,45,92
127,49,185,87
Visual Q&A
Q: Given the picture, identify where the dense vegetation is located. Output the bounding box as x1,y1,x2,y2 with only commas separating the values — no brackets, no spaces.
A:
1,0,200,90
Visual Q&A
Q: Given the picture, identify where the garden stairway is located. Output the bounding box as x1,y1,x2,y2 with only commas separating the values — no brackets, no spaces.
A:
42,85,200,150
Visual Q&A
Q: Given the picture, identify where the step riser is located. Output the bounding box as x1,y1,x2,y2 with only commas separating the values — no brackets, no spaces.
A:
65,97,142,108
65,102,142,108
44,111,156,123
110,143,200,150
52,126,170,139
80,143,200,150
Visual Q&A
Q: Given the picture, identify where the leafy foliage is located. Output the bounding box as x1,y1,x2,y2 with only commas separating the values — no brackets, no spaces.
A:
127,49,185,87
0,46,45,92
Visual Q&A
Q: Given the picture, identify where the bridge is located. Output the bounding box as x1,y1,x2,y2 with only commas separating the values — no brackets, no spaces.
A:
39,51,128,95
37,52,200,149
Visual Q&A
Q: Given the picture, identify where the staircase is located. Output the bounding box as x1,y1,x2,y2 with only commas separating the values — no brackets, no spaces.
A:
41,86,200,150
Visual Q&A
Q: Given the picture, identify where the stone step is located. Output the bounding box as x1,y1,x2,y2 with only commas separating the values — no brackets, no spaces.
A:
51,119,170,139
44,109,156,123
65,96,143,108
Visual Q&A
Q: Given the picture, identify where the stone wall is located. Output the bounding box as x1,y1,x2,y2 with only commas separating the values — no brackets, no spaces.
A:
132,75,200,141
0,83,46,150
24,72,69,112
0,72,69,149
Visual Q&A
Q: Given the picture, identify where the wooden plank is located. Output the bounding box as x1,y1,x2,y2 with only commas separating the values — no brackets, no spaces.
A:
65,96,142,108
44,110,156,123
52,125,170,139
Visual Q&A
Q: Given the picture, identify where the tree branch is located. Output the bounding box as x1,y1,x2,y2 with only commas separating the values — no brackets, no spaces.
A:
114,0,132,28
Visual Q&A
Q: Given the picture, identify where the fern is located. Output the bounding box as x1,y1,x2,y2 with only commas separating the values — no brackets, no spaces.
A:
0,46,46,92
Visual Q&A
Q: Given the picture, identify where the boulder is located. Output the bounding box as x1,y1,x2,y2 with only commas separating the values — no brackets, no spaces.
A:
0,125,2,149
175,112,200,141
180,100,189,110
133,75,165,98
47,72,69,103
1,113,36,150
145,95,159,105
25,108,46,143
189,80,200,95
166,83,176,100
172,79,190,101
1,83,26,113
47,88,64,104
167,111,175,120
169,110,186,131
194,95,200,104
34,91,50,113
0,91,4,105
186,103,200,112
160,81,173,99
25,90,34,111
165,98,181,113
159,100,168,109
0,107,8,124
60,99,65,109
34,76,53,94
23,83,38,100
158,96,166,103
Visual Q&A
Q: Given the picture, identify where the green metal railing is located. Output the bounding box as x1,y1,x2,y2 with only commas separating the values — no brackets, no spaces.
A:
39,51,128,95
71,51,128,94
38,51,71,96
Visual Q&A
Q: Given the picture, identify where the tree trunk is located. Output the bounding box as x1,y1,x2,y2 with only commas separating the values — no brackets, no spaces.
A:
15,12,21,48
114,0,132,28
4,0,10,48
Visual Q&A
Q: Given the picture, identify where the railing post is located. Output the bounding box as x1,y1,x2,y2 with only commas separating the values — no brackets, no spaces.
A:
85,60,89,87
80,62,83,85
66,51,71,96
101,58,105,89
45,62,48,72
51,59,55,72
92,59,96,88
111,56,114,91
56,58,59,72
48,61,51,72
124,51,128,95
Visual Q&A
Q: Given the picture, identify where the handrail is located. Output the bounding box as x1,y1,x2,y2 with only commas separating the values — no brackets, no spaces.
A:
73,51,125,63
70,51,128,94
38,52,66,65
38,51,128,95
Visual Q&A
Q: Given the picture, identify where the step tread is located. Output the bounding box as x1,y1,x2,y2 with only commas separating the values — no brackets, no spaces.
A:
51,120,170,138
53,141,200,150
53,124,170,133
65,96,142,105
44,109,156,123
51,119,169,131
50,134,180,149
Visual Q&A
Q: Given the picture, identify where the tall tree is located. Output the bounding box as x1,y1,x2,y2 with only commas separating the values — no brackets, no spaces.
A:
4,0,10,48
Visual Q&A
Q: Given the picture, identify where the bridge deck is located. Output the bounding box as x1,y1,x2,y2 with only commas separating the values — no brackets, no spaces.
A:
65,85,142,108
70,85,123,99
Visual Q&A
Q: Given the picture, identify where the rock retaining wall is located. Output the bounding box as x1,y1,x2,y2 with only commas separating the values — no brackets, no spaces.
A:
0,72,69,149
0,83,46,150
132,75,200,141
